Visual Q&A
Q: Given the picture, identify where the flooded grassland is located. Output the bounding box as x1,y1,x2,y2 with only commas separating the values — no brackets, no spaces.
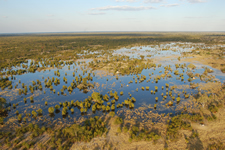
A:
0,33,225,149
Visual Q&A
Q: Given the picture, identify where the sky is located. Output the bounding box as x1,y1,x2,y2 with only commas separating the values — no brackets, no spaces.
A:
0,0,225,33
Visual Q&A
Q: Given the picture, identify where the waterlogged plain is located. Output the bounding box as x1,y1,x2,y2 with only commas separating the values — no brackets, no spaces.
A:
0,34,225,149
1,42,224,123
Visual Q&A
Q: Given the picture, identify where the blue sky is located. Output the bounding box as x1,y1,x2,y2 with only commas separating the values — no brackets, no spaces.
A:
0,0,224,33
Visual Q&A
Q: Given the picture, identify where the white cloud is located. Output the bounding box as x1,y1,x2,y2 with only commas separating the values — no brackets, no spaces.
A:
88,12,106,15
144,0,164,3
2,16,8,18
186,0,207,3
91,5,155,11
115,0,138,2
161,3,179,7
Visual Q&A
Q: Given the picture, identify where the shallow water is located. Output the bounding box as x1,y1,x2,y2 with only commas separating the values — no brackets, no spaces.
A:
113,43,195,58
1,42,225,125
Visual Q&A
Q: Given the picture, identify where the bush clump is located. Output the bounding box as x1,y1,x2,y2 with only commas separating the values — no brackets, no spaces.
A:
114,117,123,125
62,116,107,142
48,107,54,114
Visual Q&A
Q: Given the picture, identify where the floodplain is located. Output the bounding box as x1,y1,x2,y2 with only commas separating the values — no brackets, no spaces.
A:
0,32,225,150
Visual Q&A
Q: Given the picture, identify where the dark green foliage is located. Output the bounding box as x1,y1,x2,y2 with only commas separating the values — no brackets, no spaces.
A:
207,141,225,150
55,105,60,110
48,107,54,114
18,114,22,121
62,107,68,115
37,108,42,115
109,112,115,117
114,117,123,125
0,117,4,124
208,102,222,113
31,110,37,117
62,117,107,142
30,96,34,102
123,126,128,133
0,77,12,90
128,126,161,143
91,92,101,102
0,97,6,113
166,113,206,141
103,94,109,101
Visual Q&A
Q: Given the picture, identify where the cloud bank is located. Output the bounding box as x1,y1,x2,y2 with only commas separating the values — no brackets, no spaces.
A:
144,0,164,3
115,0,138,2
91,5,155,11
161,3,179,7
186,0,207,3
88,12,106,15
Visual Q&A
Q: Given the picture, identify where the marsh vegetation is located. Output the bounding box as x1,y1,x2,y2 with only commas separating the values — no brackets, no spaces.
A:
0,32,225,149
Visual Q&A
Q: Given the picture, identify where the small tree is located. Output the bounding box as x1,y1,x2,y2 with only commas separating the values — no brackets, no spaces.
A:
140,55,145,60
91,92,101,102
48,107,54,114
37,108,43,115
55,105,60,110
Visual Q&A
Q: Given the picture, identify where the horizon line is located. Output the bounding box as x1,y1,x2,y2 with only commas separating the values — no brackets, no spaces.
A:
1,31,225,35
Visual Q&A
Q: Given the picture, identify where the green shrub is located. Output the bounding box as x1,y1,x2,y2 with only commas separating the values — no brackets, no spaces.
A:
18,114,22,121
91,92,101,102
62,117,107,142
0,117,4,124
187,63,196,69
166,115,192,141
62,107,67,115
176,97,181,102
111,105,115,110
109,111,115,117
168,101,173,106
37,108,42,115
48,107,54,114
106,106,110,111
55,105,60,110
123,126,128,133
30,96,33,101
114,117,123,125
131,97,136,102
165,83,169,88
32,110,37,117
